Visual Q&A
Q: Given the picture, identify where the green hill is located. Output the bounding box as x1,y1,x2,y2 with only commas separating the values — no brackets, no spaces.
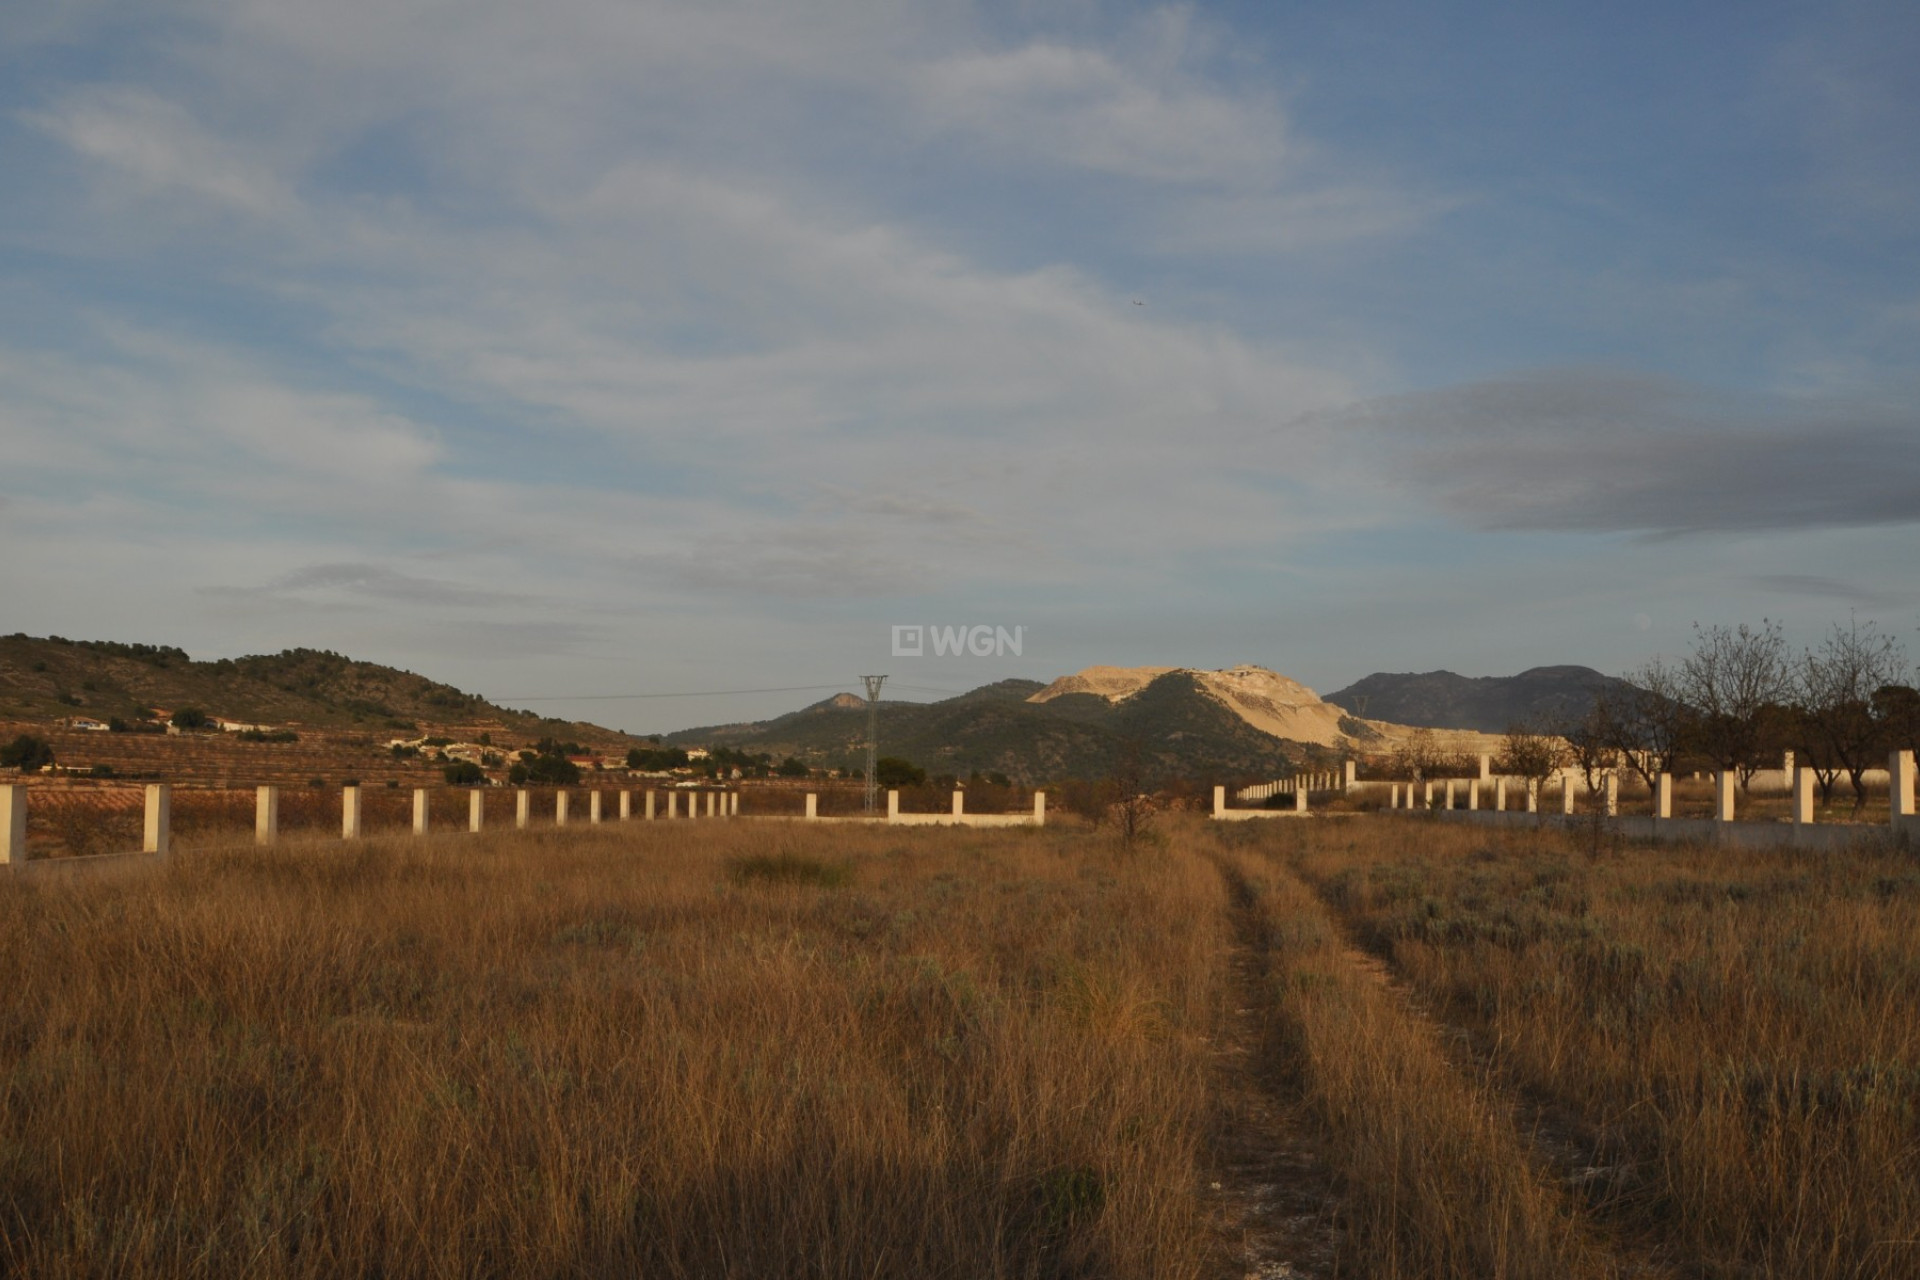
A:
0,634,630,744
668,671,1322,783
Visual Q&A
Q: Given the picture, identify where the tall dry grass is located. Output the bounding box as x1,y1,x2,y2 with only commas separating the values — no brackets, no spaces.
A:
1282,817,1920,1280
0,820,1231,1279
1210,829,1617,1280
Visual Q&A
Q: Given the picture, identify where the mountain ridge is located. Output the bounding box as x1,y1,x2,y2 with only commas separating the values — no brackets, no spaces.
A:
1323,665,1637,734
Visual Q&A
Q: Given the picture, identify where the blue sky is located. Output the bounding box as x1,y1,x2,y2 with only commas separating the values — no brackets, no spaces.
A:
3,0,1916,733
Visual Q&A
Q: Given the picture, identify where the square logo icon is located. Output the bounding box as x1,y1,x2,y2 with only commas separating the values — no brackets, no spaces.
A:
891,624,924,657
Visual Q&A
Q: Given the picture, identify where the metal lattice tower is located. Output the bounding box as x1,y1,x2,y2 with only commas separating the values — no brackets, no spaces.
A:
861,674,887,812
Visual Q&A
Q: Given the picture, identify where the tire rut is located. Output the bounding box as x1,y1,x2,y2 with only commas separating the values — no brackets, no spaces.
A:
1286,860,1694,1280
1201,859,1345,1280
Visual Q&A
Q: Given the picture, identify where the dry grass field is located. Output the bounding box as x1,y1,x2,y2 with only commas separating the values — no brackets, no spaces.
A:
0,813,1914,1278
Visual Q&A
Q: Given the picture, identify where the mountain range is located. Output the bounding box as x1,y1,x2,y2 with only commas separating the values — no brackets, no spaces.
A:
5,633,1621,783
1323,666,1631,734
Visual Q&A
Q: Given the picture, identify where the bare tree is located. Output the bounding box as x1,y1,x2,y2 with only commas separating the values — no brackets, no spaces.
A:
1560,700,1618,794
1390,727,1448,782
1601,657,1688,793
1794,616,1908,808
1495,718,1565,796
1874,682,1920,757
1109,739,1154,847
1680,620,1791,791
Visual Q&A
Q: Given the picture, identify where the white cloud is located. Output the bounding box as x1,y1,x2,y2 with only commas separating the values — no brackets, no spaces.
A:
28,87,293,216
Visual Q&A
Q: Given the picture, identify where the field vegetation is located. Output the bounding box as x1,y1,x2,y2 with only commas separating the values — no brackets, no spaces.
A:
0,813,1913,1278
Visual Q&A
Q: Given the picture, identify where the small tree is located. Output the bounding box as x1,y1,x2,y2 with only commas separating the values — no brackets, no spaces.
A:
0,734,55,772
777,756,809,777
1794,616,1908,808
1108,739,1153,847
170,707,210,731
1600,657,1689,792
1495,719,1565,796
1680,620,1791,791
1390,728,1448,782
1560,700,1618,795
443,760,486,786
511,753,581,786
874,757,925,788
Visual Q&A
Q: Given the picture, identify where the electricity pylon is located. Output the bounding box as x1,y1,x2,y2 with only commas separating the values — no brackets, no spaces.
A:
861,674,887,812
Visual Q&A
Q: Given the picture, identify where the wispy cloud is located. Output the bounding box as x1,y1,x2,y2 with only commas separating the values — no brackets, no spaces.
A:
1747,573,1905,609
201,562,530,609
1305,369,1920,535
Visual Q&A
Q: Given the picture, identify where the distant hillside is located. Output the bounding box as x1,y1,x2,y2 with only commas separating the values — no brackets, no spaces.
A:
1323,666,1638,734
669,672,1328,783
0,634,632,744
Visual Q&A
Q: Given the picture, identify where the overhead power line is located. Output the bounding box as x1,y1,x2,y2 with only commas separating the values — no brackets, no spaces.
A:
495,684,854,702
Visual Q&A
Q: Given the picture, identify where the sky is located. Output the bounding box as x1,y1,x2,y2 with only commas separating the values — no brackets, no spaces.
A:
3,0,1917,734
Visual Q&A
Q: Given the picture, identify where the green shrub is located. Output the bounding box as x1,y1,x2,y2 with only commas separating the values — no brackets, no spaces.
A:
444,761,486,786
727,854,852,888
0,734,54,771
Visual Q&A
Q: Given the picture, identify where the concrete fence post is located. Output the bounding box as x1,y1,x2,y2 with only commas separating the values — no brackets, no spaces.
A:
256,785,279,846
704,792,715,819
1,785,26,865
1467,780,1479,811
952,790,964,817
470,789,485,833
144,784,171,856
1295,786,1307,813
668,791,679,819
1033,791,1046,825
590,791,603,824
412,789,429,836
1494,778,1506,811
1656,773,1672,820
1444,780,1456,811
1892,750,1916,823
556,792,570,826
1561,777,1575,815
1479,754,1492,781
619,790,632,821
1344,760,1356,792
1792,766,1816,827
516,789,531,829
1781,750,1795,792
1714,771,1736,823
805,793,818,819
1423,781,1434,810
887,790,900,821
1604,772,1618,818
645,790,657,820
1213,785,1226,818
342,786,363,840
1527,778,1538,814
730,792,739,817
1390,783,1399,809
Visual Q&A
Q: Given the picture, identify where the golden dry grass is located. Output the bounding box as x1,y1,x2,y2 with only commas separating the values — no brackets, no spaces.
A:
3,812,1913,1278
0,820,1231,1279
1272,816,1920,1280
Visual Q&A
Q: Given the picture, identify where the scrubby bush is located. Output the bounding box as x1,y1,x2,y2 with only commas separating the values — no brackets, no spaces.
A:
0,734,54,771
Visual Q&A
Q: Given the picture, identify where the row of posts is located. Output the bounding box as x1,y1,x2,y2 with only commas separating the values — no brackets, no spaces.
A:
1382,750,1918,827
1239,761,1359,803
3,783,1053,863
0,784,745,864
319,785,736,842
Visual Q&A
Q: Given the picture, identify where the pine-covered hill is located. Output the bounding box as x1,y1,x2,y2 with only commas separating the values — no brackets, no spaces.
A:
0,634,631,744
